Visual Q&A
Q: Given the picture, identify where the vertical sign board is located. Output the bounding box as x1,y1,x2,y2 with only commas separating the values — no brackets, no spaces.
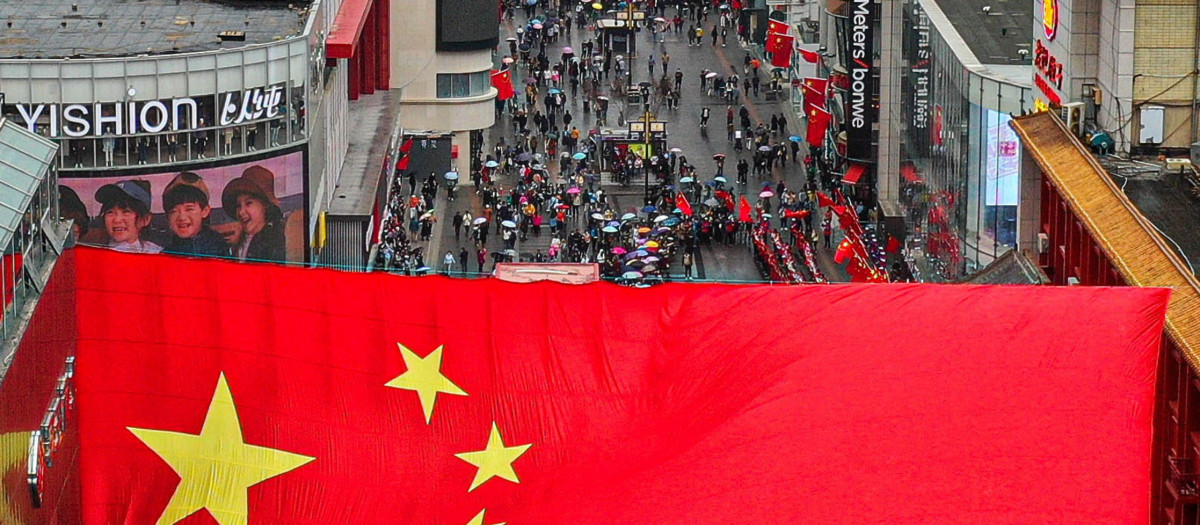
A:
846,0,876,159
1032,0,1069,107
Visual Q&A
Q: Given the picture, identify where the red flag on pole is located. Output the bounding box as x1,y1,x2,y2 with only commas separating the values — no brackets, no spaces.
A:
770,42,794,68
886,235,902,254
491,69,516,101
768,19,789,35
399,138,414,154
676,192,693,217
395,154,410,172
765,32,792,55
816,192,835,208
833,238,855,264
799,48,820,63
806,104,831,148
738,195,753,222
802,81,826,110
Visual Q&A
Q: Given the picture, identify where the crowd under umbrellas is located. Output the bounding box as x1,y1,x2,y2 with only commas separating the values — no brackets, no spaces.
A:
372,0,844,284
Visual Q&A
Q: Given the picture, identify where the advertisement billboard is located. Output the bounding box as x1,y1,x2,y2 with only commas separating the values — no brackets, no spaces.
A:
846,0,876,159
984,110,1020,206
59,151,307,263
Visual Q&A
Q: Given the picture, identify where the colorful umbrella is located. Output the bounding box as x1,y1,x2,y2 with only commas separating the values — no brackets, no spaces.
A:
759,190,775,198
573,152,587,160
567,187,582,194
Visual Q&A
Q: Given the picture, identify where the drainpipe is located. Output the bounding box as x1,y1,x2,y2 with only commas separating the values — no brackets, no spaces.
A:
1192,1,1199,145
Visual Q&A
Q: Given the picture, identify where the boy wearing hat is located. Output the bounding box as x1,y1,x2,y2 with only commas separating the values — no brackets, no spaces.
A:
162,172,231,257
222,165,286,262
95,180,163,254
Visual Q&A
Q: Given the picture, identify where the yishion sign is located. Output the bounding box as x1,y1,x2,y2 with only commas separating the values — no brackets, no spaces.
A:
847,0,876,159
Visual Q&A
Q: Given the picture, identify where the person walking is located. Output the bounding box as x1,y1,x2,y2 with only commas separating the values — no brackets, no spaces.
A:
452,211,464,240
683,249,695,280
442,251,456,275
476,246,488,273
459,247,469,276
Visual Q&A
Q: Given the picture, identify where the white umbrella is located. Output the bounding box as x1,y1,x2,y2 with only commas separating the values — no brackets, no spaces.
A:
472,217,488,225
759,190,775,198
501,220,517,228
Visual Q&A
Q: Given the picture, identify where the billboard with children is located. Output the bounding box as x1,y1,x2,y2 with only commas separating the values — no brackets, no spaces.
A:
57,151,307,264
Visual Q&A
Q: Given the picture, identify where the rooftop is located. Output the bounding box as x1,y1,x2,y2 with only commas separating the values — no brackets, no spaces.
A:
0,0,311,59
929,0,1032,65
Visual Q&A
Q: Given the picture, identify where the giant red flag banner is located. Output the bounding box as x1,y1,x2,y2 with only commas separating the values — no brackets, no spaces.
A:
68,247,1165,524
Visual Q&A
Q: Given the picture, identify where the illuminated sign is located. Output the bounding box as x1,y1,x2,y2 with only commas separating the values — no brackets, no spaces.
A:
27,357,75,509
1043,0,1059,40
909,3,931,131
1033,40,1064,105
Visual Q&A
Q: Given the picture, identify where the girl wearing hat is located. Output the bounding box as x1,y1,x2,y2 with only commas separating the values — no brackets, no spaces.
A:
222,165,286,263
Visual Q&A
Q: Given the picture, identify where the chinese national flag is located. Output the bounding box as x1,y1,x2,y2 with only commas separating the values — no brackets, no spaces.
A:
395,154,410,172
802,78,827,110
67,247,1165,524
816,191,835,208
799,48,820,63
765,32,791,55
676,192,693,217
491,69,516,101
806,104,831,147
738,195,753,222
400,137,414,153
886,235,902,254
770,42,793,68
767,18,789,36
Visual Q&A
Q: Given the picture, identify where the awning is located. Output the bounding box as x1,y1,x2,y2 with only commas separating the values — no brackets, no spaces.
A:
901,164,922,184
327,0,376,59
842,163,867,185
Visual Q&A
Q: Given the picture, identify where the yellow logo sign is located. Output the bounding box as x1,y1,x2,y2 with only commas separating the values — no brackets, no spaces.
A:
1043,0,1059,40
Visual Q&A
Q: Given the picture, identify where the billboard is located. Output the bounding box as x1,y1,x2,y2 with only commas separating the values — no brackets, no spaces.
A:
59,151,307,264
845,0,876,159
984,110,1020,206
437,0,500,51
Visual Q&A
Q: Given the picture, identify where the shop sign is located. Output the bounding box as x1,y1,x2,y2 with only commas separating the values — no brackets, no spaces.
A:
1042,0,1059,41
846,0,876,159
218,85,286,127
909,4,931,131
1033,40,1064,105
27,357,75,509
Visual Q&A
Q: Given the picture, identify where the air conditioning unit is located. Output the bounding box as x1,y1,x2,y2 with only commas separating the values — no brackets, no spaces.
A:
1060,102,1084,137
1037,233,1050,255
1067,276,1081,286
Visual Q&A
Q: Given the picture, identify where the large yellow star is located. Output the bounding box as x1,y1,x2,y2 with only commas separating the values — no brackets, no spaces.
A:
385,343,468,424
454,422,532,492
128,373,315,525
449,509,505,525
0,431,30,525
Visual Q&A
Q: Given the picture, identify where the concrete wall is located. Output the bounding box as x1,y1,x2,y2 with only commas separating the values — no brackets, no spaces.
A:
1094,0,1135,151
1132,0,1198,148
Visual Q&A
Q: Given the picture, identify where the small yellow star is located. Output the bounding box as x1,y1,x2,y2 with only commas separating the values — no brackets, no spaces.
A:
385,343,468,424
128,373,315,525
449,509,505,525
454,422,532,492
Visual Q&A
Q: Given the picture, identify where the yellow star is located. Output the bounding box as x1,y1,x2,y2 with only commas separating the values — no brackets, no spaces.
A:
0,431,31,525
385,343,468,424
449,509,505,525
454,422,532,492
128,373,315,525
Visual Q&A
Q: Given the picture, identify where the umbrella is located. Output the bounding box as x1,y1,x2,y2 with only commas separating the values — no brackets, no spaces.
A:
642,264,658,273
526,0,538,5
654,16,667,22
758,145,772,152
484,160,499,168
562,46,574,54
555,177,568,184
602,226,619,233
556,204,571,210
591,2,604,8
705,72,719,79
596,95,610,101
611,247,627,254
626,259,646,268
516,152,533,162
719,3,730,9
591,212,605,220
759,190,775,198
548,88,562,94
567,187,581,194
607,220,621,227
713,153,725,159
645,240,660,248
443,171,459,181
420,211,434,220
714,176,727,183
680,176,694,183
663,217,681,227
622,271,643,280
613,55,624,61
762,213,773,219
504,249,517,256
506,37,517,42
621,212,637,221
644,256,661,263
637,227,651,234
501,220,517,228
525,76,537,85
704,198,720,207
655,226,671,233
472,217,488,225
653,215,668,223
533,23,544,29
789,135,802,142
642,205,657,213
572,152,587,160
633,249,650,257
669,147,683,153
502,57,515,64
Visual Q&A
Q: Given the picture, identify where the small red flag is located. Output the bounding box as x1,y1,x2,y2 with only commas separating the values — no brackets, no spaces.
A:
802,83,826,111
491,69,516,101
886,235,902,254
833,238,855,264
395,154,410,171
816,192,835,208
738,195,753,222
806,104,831,148
799,48,820,63
399,138,414,154
765,32,791,55
768,19,789,36
770,42,794,68
676,192,693,217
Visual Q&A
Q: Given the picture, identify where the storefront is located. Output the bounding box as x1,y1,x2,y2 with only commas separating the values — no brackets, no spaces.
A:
0,1,336,265
894,0,1033,280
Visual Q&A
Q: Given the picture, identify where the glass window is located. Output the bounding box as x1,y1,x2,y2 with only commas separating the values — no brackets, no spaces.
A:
437,71,492,99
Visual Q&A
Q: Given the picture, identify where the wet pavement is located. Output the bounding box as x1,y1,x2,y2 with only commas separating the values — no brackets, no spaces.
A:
416,7,848,283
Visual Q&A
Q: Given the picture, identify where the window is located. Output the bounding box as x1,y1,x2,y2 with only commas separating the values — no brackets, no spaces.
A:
435,71,492,99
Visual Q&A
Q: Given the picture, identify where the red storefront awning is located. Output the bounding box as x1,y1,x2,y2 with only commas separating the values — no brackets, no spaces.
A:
842,163,866,185
327,0,376,59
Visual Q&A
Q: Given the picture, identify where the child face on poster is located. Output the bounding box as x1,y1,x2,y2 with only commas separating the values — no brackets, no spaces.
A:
168,201,211,239
236,194,269,235
104,204,150,244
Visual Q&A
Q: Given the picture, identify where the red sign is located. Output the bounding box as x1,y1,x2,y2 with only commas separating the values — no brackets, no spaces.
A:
1043,0,1059,40
1033,40,1064,105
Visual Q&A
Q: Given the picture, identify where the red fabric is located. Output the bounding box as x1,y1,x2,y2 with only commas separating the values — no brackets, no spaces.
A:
833,238,854,264
737,195,753,222
675,192,693,217
769,37,794,68
395,154,409,171
842,163,867,185
799,48,820,63
886,235,902,254
767,19,788,36
765,32,791,55
806,104,831,148
803,78,827,109
491,69,516,101
816,192,835,208
399,137,414,154
71,247,1166,525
